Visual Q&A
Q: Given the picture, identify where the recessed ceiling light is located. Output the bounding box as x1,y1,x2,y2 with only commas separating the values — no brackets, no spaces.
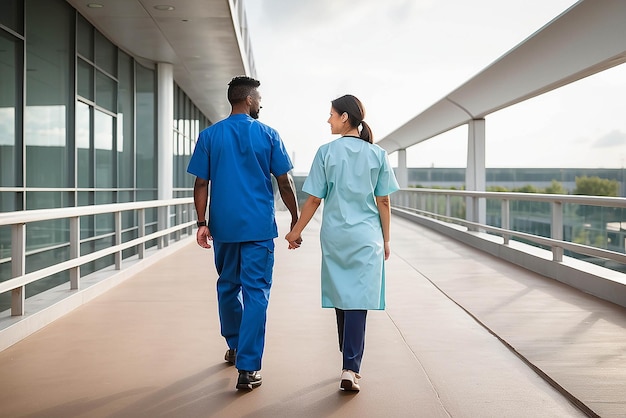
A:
153,5,175,11
87,3,103,8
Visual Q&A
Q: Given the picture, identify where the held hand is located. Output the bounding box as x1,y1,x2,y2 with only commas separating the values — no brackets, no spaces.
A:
384,242,390,260
285,230,302,250
196,226,213,249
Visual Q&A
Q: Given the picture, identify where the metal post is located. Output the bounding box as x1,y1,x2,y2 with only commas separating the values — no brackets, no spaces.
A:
11,223,25,316
115,211,122,269
552,201,564,262
138,208,146,259
501,200,510,245
69,216,80,289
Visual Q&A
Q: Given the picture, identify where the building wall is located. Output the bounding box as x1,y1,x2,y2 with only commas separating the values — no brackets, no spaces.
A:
0,0,211,310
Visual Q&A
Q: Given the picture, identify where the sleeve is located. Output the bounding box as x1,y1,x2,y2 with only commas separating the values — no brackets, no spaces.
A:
374,151,400,196
302,147,328,199
269,130,294,177
186,132,210,180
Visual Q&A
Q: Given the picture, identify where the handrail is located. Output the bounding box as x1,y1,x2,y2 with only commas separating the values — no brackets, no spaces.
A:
394,188,626,208
0,198,195,317
0,198,193,226
393,206,626,265
392,188,626,267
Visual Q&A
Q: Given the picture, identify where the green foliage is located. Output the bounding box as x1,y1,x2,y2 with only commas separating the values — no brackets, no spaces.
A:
544,179,567,194
512,184,539,193
487,185,508,192
573,176,618,197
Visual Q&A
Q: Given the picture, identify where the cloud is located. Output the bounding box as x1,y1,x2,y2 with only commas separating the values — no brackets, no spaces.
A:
594,130,626,148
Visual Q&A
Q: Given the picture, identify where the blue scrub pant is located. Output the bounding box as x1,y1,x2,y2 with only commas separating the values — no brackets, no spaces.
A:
335,308,368,373
213,240,274,372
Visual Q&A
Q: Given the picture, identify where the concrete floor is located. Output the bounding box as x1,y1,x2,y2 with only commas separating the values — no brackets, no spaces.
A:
0,212,624,417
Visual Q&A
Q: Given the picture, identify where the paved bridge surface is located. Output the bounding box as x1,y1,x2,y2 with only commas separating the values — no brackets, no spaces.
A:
1,212,624,417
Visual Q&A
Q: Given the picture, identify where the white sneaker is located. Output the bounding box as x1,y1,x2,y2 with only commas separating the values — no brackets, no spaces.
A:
340,369,361,391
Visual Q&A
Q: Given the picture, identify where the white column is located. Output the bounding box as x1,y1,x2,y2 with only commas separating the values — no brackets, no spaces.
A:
466,119,486,227
396,149,408,188
157,63,174,246
157,62,174,200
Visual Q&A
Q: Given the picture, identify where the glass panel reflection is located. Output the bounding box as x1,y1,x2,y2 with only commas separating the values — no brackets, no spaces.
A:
76,101,92,188
25,0,71,188
0,32,18,187
94,110,114,188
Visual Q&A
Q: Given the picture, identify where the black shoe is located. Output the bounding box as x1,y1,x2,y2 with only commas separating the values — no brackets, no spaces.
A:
236,370,262,390
224,349,236,365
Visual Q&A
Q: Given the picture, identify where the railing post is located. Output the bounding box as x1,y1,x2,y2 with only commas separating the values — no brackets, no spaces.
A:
138,208,146,259
552,201,564,262
69,216,80,289
187,203,194,236
467,196,478,231
174,204,182,241
11,223,26,316
158,205,169,249
501,199,510,245
115,211,122,270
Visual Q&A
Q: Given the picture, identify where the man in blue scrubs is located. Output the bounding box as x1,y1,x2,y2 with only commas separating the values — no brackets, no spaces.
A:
187,76,300,391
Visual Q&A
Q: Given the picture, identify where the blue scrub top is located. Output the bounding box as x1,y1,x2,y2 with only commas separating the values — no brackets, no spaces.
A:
303,136,400,310
187,113,293,242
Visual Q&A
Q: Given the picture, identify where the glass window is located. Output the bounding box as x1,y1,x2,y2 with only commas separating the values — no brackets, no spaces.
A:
0,0,24,35
136,63,156,189
25,191,72,210
118,51,134,188
76,101,92,188
95,30,116,77
76,14,93,61
96,69,116,112
0,31,20,187
77,58,94,101
25,0,72,188
94,109,114,188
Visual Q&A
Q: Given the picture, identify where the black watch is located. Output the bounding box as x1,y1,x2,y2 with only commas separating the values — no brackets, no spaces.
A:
197,220,207,227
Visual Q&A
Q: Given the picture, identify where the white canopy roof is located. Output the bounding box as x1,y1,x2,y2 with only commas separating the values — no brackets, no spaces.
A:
377,0,626,153
66,0,255,123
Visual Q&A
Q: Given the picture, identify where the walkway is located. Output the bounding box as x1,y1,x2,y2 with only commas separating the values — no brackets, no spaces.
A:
0,212,624,417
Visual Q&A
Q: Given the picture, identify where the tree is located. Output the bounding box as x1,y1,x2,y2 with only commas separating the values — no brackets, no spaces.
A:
544,180,567,195
573,177,620,243
573,176,618,197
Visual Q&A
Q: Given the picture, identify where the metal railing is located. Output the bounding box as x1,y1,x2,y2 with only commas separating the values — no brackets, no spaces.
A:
392,188,626,268
0,198,195,317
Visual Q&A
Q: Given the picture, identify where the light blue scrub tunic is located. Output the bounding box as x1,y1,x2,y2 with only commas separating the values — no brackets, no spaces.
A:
303,136,400,310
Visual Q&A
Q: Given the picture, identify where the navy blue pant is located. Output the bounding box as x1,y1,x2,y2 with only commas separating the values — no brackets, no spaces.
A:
213,240,274,372
335,308,368,373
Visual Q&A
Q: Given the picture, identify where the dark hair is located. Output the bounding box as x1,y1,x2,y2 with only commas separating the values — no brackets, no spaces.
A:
331,94,373,144
227,76,261,104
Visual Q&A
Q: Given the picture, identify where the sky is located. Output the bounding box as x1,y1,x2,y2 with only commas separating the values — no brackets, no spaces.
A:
243,0,626,174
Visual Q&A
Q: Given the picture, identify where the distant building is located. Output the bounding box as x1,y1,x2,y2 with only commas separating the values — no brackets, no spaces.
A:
405,168,625,196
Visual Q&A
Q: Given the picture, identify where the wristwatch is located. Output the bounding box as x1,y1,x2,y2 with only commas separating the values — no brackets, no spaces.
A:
197,220,207,227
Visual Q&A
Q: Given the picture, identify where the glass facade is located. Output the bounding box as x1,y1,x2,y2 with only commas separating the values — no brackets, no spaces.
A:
0,0,211,311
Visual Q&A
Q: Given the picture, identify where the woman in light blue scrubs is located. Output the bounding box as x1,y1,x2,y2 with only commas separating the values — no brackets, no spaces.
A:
285,94,399,392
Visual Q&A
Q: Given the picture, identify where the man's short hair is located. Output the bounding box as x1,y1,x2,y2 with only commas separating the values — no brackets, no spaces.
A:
228,76,261,104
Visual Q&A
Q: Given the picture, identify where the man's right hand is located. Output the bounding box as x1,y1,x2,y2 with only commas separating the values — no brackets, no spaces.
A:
196,226,213,249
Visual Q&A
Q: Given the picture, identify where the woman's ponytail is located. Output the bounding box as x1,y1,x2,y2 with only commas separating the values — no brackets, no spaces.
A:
360,121,373,144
